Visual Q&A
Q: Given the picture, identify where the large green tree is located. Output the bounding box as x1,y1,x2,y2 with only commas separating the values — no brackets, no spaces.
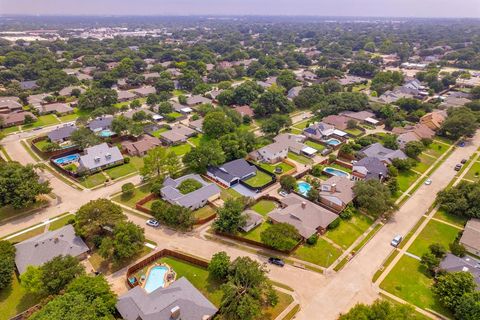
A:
260,223,301,251
214,198,246,234
183,140,226,174
339,299,417,320
0,241,16,289
140,147,180,180
353,180,394,218
433,272,477,311
99,221,145,262
436,181,480,219
203,111,236,138
439,107,478,140
75,199,126,239
77,88,118,111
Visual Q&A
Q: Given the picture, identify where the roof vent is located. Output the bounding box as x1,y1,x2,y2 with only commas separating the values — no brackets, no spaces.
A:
170,306,180,319
301,201,307,209
94,156,101,162
462,266,470,272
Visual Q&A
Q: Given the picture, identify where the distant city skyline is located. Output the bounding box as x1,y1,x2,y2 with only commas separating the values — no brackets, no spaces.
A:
0,0,479,19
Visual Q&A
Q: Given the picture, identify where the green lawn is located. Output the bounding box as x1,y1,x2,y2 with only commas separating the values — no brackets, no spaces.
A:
0,275,41,320
167,112,183,119
22,114,60,129
79,172,107,188
105,163,138,180
251,200,277,217
380,255,450,316
425,141,449,158
187,134,208,147
257,162,295,175
397,170,420,192
463,161,480,182
7,227,45,243
220,188,242,201
33,139,50,151
89,246,153,275
1,126,20,135
58,113,79,122
287,152,313,165
407,219,461,257
413,154,436,173
170,143,192,157
129,156,144,171
294,238,342,267
0,201,48,223
293,119,309,130
243,170,273,188
241,221,270,242
433,208,467,228
193,205,216,221
172,89,185,96
151,127,169,138
325,214,374,250
48,214,74,231
112,183,151,209
345,128,364,136
305,140,326,151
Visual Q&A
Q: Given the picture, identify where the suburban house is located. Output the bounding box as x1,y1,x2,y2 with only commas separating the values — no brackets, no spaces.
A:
373,89,414,104
160,174,220,210
143,72,161,83
78,143,124,174
20,80,39,90
340,111,379,126
233,105,254,118
27,93,50,107
59,85,86,96
0,96,22,113
117,90,137,102
393,123,435,148
460,219,480,256
34,102,74,115
47,125,77,143
420,110,447,131
358,143,407,164
171,102,193,114
123,108,158,120
352,157,388,181
121,135,162,157
240,210,264,232
188,118,203,133
251,133,316,164
207,159,257,187
268,193,338,239
338,75,368,86
132,86,156,97
208,89,223,101
159,124,196,145
0,111,36,128
116,277,218,320
14,224,89,274
287,86,302,99
323,115,350,131
88,116,113,132
440,253,480,288
303,122,347,142
319,176,355,212
186,95,211,107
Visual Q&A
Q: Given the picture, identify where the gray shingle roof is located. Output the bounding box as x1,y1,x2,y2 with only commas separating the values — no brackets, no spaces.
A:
78,143,123,171
161,174,220,208
207,159,257,184
116,277,218,320
440,253,480,288
359,143,407,164
47,125,77,141
14,224,89,274
88,116,113,131
460,218,480,252
352,156,387,180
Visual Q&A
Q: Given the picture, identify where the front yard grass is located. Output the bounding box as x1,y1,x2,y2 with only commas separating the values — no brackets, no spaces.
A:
1,125,20,135
257,162,295,175
112,183,151,209
413,153,436,173
105,162,138,180
79,172,107,188
293,238,342,267
251,200,277,217
220,188,242,201
58,113,79,122
0,275,41,320
0,200,48,223
7,227,45,243
287,152,312,165
33,139,50,151
325,214,374,250
187,134,208,147
345,128,364,136
241,221,270,242
463,161,480,182
170,143,191,157
425,141,449,158
193,205,216,221
397,170,420,192
407,219,461,257
433,208,467,228
380,255,450,316
22,114,60,130
243,170,273,188
48,214,74,231
151,127,169,137
304,140,326,151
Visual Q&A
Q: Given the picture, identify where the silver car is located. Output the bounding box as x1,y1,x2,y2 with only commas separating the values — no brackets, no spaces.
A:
391,235,403,247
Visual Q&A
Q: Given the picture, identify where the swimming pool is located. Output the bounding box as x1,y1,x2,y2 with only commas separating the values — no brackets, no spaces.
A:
326,138,341,146
323,167,350,178
144,265,168,293
53,154,80,165
297,181,312,196
98,129,115,137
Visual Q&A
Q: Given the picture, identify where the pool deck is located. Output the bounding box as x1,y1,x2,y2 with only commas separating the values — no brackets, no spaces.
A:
140,262,176,293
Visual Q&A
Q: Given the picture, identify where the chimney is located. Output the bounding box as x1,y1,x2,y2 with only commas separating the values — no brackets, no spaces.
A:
379,172,383,180
301,201,306,209
170,306,180,319
331,183,336,193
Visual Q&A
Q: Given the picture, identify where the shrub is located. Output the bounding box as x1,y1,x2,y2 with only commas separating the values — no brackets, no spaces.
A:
328,218,341,230
150,178,165,196
124,157,130,164
260,223,301,251
450,242,467,257
121,182,135,197
306,234,319,245
311,164,323,177
328,154,337,162
177,178,203,194
340,208,353,220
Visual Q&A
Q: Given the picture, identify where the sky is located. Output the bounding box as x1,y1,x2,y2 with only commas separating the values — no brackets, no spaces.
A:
0,0,479,18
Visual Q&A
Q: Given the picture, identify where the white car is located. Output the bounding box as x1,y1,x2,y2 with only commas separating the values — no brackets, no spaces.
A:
279,190,289,197
425,179,432,185
391,235,403,247
146,219,160,228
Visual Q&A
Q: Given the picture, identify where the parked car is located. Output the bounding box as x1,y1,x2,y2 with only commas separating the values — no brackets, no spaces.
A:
457,141,465,147
268,257,285,267
425,179,432,185
391,235,403,247
279,190,289,197
454,164,462,171
146,219,160,227
461,159,467,164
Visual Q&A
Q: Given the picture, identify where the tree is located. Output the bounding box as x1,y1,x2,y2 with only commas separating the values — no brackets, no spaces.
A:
203,111,235,137
439,107,478,140
109,221,145,261
183,140,226,174
150,201,196,231
420,252,440,276
429,243,447,258
436,181,480,219
260,114,292,136
0,162,51,209
253,86,294,117
77,88,117,111
471,86,480,100
154,78,174,93
140,147,179,180
121,183,135,197
208,251,231,281
293,84,324,109
433,272,476,311
339,299,416,320
260,223,301,251
70,127,101,150
353,180,394,218
0,241,16,289
29,292,98,320
371,71,404,95
280,175,296,193
404,141,425,159
348,61,378,77
382,134,399,150
214,198,246,234
219,130,256,162
24,114,35,125
391,158,417,172
20,265,44,293
276,70,299,91
111,115,131,135
75,199,125,239
455,291,480,320
220,257,277,320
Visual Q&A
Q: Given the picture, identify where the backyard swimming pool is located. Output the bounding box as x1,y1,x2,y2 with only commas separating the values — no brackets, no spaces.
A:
297,181,312,196
144,265,168,293
323,167,350,178
53,154,80,165
325,138,341,146
98,129,115,137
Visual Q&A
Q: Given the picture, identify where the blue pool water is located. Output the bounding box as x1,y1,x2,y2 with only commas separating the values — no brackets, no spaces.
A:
144,266,168,293
324,167,350,178
326,138,341,146
98,129,114,137
297,181,312,196
53,154,80,165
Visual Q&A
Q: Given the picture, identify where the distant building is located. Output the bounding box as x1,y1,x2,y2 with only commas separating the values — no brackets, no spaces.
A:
159,124,196,145
121,135,162,157
460,219,480,256
420,110,447,131
240,210,264,233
